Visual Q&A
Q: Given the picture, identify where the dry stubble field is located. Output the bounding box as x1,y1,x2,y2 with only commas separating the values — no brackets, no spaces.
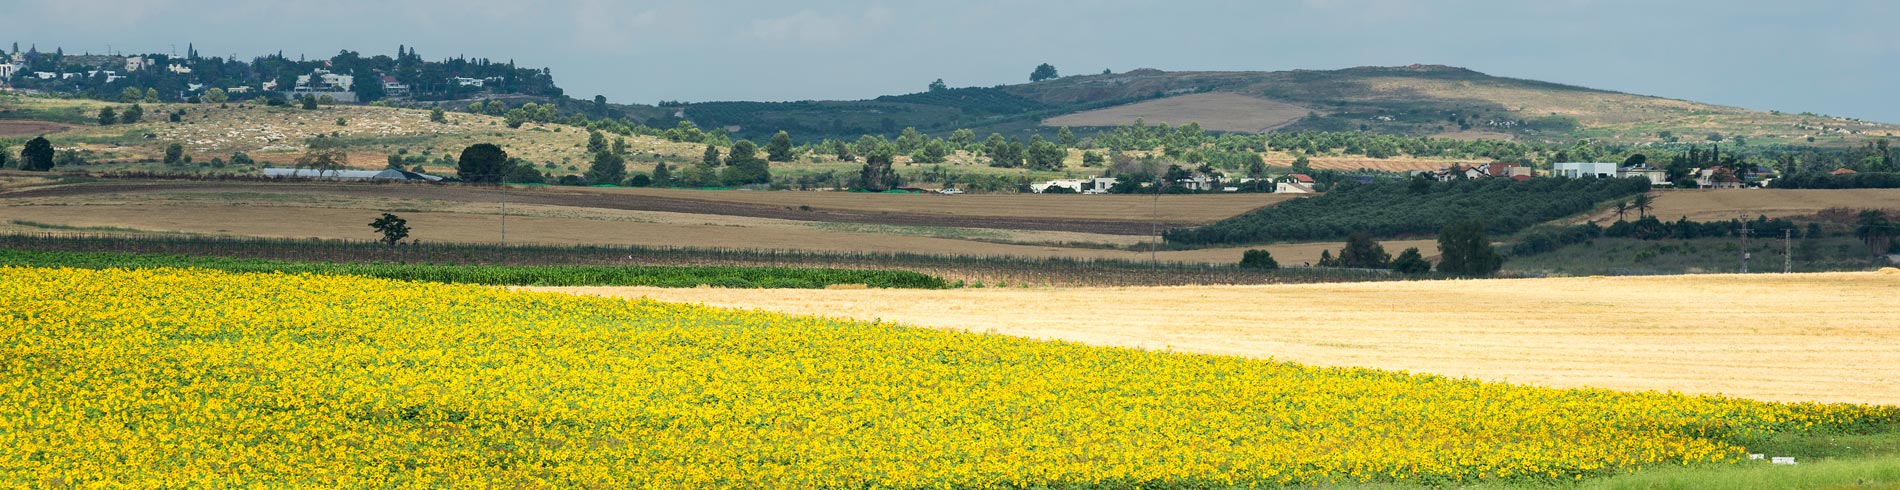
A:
543,271,1900,405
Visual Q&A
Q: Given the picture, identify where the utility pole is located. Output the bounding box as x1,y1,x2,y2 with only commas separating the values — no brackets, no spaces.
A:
1738,214,1750,274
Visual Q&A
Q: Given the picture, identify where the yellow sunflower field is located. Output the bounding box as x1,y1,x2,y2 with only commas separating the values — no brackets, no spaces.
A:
1,266,1893,487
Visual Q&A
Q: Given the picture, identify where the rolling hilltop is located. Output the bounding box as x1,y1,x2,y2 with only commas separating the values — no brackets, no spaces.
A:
671,65,1900,146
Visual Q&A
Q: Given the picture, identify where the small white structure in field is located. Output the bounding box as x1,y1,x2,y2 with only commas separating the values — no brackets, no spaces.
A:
1770,457,1797,465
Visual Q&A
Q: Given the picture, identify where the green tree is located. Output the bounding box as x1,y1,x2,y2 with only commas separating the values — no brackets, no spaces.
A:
721,140,770,185
1030,63,1059,82
1336,231,1390,269
1436,220,1503,276
120,104,143,124
368,213,410,246
928,78,947,92
20,136,55,171
585,150,627,185
97,107,117,126
163,143,185,164
651,162,672,186
913,139,950,164
766,130,795,162
1239,249,1279,270
1613,200,1630,221
586,130,608,154
896,127,926,153
119,87,143,103
612,137,628,156
1056,126,1077,148
858,145,900,191
201,88,229,104
702,145,722,167
1082,151,1106,166
1026,138,1065,171
429,106,447,123
1291,153,1312,173
456,143,510,184
949,129,976,149
144,88,160,103
1390,247,1432,274
1855,210,1895,256
830,139,854,162
294,139,347,173
301,95,318,110
1631,193,1653,218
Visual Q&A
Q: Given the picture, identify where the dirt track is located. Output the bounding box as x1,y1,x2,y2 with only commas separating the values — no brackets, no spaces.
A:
539,272,1900,405
2,180,1282,235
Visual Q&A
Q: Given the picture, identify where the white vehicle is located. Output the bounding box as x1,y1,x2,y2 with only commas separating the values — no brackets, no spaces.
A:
938,188,964,195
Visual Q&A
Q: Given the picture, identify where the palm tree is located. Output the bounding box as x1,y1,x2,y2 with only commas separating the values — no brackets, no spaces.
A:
1613,200,1631,221
1632,193,1654,218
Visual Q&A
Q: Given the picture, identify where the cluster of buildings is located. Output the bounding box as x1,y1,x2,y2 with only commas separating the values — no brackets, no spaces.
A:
1027,173,1330,194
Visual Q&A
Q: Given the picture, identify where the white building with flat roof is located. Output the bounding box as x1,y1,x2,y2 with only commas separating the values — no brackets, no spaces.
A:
1553,162,1618,179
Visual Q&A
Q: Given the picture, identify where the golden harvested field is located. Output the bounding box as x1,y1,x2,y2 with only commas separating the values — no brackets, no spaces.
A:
1581,189,1900,222
1042,92,1317,132
544,271,1900,405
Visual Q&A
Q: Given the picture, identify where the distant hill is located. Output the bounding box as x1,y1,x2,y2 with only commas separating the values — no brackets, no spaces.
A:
662,65,1900,147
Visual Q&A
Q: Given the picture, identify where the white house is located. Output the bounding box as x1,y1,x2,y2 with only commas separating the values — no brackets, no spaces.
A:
1553,162,1619,179
453,77,484,87
124,56,150,71
226,86,252,94
1275,173,1317,194
295,69,354,92
166,64,191,74
0,63,17,80
1618,164,1669,186
380,76,411,98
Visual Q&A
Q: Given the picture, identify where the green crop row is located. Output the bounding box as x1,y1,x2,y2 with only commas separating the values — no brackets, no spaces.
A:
0,249,949,289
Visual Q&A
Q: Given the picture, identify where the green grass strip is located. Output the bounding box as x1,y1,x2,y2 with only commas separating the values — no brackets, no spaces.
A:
0,249,949,289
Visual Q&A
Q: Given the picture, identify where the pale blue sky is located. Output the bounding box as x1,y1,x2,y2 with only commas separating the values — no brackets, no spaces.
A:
10,0,1899,122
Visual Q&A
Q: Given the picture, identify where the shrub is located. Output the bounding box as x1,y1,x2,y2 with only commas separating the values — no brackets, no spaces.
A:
1239,249,1279,270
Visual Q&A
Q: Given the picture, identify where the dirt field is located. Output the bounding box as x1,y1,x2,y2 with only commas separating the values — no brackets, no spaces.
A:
1042,92,1317,133
1580,189,1900,222
0,120,75,137
3,181,1288,234
540,271,1900,405
0,201,1426,266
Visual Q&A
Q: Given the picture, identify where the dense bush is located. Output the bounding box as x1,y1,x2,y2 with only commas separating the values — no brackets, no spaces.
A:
1506,224,1602,257
1166,177,1651,245
1602,216,1800,241
1238,249,1279,270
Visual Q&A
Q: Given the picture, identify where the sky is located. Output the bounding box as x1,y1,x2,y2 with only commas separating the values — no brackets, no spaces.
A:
11,0,1900,122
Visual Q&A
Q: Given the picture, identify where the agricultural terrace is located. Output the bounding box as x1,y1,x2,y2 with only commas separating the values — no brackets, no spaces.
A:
1,179,1374,266
556,271,1900,405
4,266,1895,487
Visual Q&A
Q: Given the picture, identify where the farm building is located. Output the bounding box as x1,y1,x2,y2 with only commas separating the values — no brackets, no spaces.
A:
263,168,443,182
1553,162,1619,179
1275,174,1317,194
1618,164,1669,186
1031,177,1118,194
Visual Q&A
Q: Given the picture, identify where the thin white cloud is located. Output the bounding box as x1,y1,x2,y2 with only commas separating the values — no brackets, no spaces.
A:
747,6,892,47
